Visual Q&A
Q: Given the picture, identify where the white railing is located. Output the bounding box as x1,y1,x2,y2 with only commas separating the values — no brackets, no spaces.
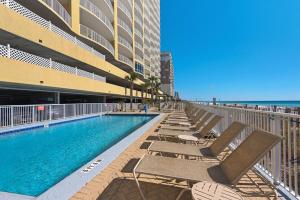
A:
118,36,133,51
135,28,143,39
80,0,114,35
0,44,106,83
42,0,71,26
80,24,114,55
119,54,133,67
118,0,132,22
0,0,106,60
104,0,114,15
0,103,117,129
118,17,133,36
135,41,143,53
193,103,300,199
135,54,143,62
135,16,143,28
135,3,143,17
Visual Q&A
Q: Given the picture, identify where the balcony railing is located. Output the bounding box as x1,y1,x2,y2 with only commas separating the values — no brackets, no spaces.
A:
118,17,132,36
135,41,143,51
118,54,133,67
80,0,114,36
0,44,106,83
41,0,71,26
193,102,300,199
0,103,117,129
118,36,132,51
80,24,114,55
118,0,132,22
135,54,143,62
135,28,143,40
135,17,143,30
104,0,114,15
0,0,106,60
135,3,143,17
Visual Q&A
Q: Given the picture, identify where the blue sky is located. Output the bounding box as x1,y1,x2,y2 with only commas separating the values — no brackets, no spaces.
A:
160,0,300,101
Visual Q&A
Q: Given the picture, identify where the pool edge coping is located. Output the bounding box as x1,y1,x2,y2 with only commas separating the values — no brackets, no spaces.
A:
0,113,163,200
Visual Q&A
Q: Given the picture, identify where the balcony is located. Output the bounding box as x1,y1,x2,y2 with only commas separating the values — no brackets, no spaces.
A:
134,3,143,19
135,41,143,56
118,36,132,58
135,16,143,31
135,54,143,63
118,54,133,68
41,0,71,26
80,24,114,56
80,0,114,40
118,0,132,25
118,17,132,41
135,28,143,43
0,0,106,61
0,44,106,83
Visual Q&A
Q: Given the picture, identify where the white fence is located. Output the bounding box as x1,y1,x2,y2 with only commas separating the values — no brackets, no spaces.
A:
0,44,106,83
0,0,106,60
194,103,300,199
0,103,117,129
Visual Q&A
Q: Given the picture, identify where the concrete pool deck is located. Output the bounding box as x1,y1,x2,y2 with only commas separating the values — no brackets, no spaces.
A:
71,113,278,200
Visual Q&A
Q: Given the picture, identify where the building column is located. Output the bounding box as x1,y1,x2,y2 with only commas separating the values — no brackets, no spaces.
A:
70,0,80,34
54,92,60,104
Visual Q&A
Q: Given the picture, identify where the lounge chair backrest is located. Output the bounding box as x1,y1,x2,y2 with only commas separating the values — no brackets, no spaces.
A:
195,112,213,130
192,109,206,124
188,108,199,117
198,115,223,137
220,130,282,185
209,122,247,156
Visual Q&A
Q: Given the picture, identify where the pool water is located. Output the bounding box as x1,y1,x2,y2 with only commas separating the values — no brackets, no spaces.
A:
0,115,154,196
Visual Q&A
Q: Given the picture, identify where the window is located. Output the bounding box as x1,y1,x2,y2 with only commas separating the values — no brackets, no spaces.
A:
135,62,144,74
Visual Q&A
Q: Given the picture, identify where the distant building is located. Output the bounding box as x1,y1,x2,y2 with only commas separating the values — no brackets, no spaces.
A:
160,52,174,97
174,91,180,100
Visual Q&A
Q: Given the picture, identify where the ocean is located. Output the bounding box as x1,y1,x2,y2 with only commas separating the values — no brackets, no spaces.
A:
204,101,300,107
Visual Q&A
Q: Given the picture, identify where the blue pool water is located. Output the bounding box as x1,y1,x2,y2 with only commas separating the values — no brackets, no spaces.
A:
0,115,154,196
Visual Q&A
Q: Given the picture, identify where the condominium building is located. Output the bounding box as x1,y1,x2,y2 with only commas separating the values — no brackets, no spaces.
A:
0,0,160,104
160,52,174,97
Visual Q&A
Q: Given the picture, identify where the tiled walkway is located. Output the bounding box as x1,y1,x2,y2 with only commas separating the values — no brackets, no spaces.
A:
71,114,277,200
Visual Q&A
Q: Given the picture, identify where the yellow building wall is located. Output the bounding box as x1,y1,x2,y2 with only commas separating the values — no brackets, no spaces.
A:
0,57,143,98
0,4,144,86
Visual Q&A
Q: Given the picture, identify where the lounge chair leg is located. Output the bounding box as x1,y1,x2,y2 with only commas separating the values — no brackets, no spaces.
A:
175,188,190,200
133,170,147,200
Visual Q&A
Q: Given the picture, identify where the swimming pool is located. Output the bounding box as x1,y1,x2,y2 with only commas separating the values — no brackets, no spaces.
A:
0,114,155,197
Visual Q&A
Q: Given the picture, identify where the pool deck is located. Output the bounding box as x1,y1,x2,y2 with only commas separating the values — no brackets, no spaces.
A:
71,113,279,200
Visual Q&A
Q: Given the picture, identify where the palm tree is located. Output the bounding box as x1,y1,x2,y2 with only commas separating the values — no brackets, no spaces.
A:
148,76,157,105
140,82,150,102
125,72,138,111
154,80,161,105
